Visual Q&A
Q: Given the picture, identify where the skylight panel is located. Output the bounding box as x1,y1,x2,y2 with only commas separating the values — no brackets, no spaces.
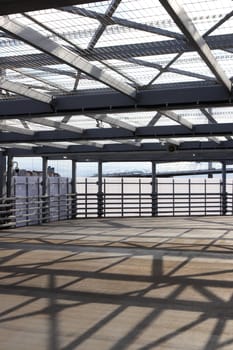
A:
78,1,112,14
211,16,233,35
11,9,100,50
172,52,216,78
211,50,233,80
154,116,180,126
181,0,232,35
95,26,172,48
114,0,182,34
68,115,99,129
210,108,233,123
154,71,204,85
0,40,40,57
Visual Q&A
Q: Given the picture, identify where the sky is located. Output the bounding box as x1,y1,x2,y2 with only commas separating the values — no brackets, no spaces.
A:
14,157,226,178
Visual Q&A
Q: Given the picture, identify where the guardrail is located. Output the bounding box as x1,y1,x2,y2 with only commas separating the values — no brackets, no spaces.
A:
76,192,233,218
75,178,233,218
0,193,76,229
0,178,232,229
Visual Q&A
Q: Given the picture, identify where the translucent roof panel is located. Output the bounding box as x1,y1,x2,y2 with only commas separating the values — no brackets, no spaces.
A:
78,1,113,14
0,0,232,159
181,0,233,35
11,9,100,50
95,27,176,48
113,0,182,34
212,16,233,36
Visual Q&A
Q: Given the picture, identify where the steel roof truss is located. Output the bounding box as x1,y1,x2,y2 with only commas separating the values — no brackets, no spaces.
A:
160,0,232,92
24,117,84,134
0,78,52,103
0,16,136,98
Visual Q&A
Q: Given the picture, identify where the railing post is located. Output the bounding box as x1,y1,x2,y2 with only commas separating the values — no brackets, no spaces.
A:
26,177,29,225
6,154,14,225
0,151,7,199
121,177,124,217
6,154,13,198
188,178,191,216
221,161,227,216
0,152,7,227
204,179,207,215
97,161,103,218
103,178,106,217
71,160,77,219
139,178,142,216
151,161,157,217
42,156,48,223
172,179,175,216
85,177,88,218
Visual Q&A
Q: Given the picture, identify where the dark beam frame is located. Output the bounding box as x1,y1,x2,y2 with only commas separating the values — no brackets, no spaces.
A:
1,33,232,70
7,140,233,163
0,0,107,15
1,123,233,144
0,82,231,118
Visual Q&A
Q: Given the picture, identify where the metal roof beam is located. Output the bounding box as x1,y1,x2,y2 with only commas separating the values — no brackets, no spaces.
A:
87,0,122,51
1,143,35,149
34,140,233,153
12,68,70,93
127,57,216,82
200,108,230,142
10,147,233,163
0,82,231,118
147,113,161,126
0,124,34,135
1,33,233,69
204,10,233,37
24,117,84,134
35,142,69,149
1,122,233,144
60,6,183,40
160,0,232,92
85,114,136,132
200,108,218,124
115,139,141,147
0,16,136,98
22,12,135,87
158,110,193,129
208,136,221,144
72,140,104,149
0,0,108,15
0,79,52,103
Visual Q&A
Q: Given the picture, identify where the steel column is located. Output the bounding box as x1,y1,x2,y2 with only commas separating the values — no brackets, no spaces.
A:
97,161,103,217
42,156,48,222
6,155,13,198
0,152,7,226
0,152,6,198
71,160,77,219
151,161,158,217
221,161,227,215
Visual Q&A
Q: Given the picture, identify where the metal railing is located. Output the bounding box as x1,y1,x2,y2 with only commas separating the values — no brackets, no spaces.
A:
75,178,233,218
0,193,76,229
0,178,232,228
76,192,232,217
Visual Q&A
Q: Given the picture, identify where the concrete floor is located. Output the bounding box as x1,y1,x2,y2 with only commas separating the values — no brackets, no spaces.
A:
1,216,233,349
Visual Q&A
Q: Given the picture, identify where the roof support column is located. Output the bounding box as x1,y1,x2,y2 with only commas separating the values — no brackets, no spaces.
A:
151,161,158,217
71,160,77,219
221,161,227,216
42,156,49,223
97,161,104,218
0,152,7,227
6,154,13,198
0,152,6,198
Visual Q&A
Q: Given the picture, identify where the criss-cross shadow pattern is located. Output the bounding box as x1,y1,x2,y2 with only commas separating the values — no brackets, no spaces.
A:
1,216,233,349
